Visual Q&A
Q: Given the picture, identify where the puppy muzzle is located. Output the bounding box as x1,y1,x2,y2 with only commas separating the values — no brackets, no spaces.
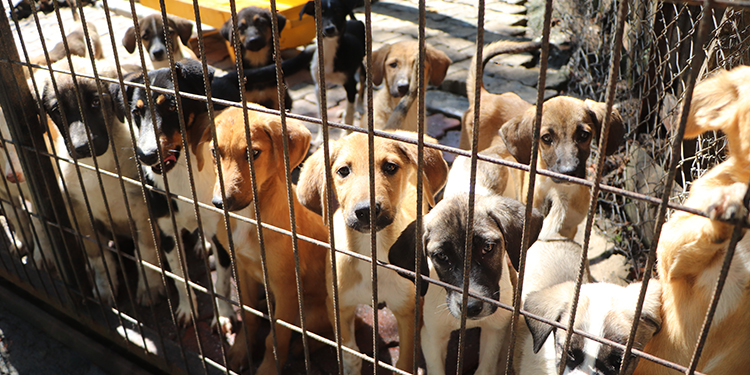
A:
446,291,498,320
245,35,267,52
346,200,393,233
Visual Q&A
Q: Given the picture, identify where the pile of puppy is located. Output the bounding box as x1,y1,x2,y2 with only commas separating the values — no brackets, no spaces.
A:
3,1,750,374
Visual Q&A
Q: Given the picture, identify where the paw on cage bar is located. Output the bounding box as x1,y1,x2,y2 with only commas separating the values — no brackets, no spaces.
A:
0,0,748,374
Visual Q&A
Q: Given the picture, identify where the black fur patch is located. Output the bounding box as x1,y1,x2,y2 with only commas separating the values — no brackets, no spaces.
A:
212,235,231,268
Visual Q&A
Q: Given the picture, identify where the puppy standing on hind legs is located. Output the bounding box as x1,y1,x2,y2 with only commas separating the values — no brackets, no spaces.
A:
299,0,365,146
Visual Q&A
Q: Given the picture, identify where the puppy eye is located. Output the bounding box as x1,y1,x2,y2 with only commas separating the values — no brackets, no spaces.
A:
142,31,150,40
382,161,399,175
251,149,261,160
389,61,398,68
168,102,176,112
91,98,100,109
540,133,553,145
432,252,449,265
566,348,584,366
577,130,591,143
337,166,350,178
210,147,216,159
482,242,495,255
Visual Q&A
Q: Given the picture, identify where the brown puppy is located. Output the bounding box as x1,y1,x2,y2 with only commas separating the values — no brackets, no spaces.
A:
369,41,451,131
29,22,103,68
635,66,750,375
219,6,294,110
297,131,449,375
446,95,624,240
211,107,331,374
122,14,196,69
460,40,542,151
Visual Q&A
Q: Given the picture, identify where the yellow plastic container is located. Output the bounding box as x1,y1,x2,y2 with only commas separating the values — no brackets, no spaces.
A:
140,0,315,51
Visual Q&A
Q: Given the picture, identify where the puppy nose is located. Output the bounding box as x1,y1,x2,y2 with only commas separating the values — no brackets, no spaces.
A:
213,196,236,211
323,25,336,36
212,196,224,209
397,82,409,96
151,48,165,60
74,143,91,158
463,299,483,317
136,148,159,166
354,201,381,223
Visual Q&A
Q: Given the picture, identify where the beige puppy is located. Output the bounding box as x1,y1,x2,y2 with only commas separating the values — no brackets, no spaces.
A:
211,107,331,374
297,131,448,375
635,66,750,375
122,14,197,69
388,193,543,375
446,95,624,240
369,41,451,131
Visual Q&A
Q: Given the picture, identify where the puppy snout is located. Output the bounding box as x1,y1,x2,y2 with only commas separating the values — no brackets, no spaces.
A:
151,48,166,60
245,36,266,51
136,148,159,166
462,299,484,318
354,201,381,223
396,82,409,96
323,25,337,37
74,143,91,158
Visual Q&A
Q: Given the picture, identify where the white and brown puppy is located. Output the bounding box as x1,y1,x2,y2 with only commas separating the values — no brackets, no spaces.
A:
369,41,451,131
297,131,449,375
634,66,750,375
446,95,624,240
123,14,197,70
518,239,662,375
41,57,162,304
388,193,543,375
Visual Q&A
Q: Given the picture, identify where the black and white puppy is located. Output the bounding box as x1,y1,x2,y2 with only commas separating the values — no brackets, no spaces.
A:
389,193,543,375
41,56,163,305
300,0,365,145
112,59,228,326
123,14,197,70
517,239,662,375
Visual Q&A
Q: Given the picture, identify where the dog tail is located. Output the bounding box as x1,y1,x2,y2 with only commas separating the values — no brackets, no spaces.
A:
466,40,542,104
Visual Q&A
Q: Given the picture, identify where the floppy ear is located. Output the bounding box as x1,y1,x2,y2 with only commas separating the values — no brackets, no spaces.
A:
122,26,137,54
425,44,451,86
683,67,750,141
487,196,543,271
397,136,449,207
371,43,391,86
220,17,234,43
628,280,663,337
188,116,212,172
299,1,316,20
170,16,194,46
109,71,142,123
175,60,213,95
266,117,311,169
276,12,287,32
387,220,430,296
499,109,535,164
298,143,340,220
524,281,575,354
584,99,625,156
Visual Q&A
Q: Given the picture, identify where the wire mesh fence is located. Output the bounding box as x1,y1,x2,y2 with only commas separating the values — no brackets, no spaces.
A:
0,0,747,374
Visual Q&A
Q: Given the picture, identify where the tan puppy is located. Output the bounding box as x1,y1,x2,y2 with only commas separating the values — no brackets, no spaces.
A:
446,95,624,240
211,107,331,374
635,66,750,375
369,41,451,131
123,14,197,69
29,22,103,68
297,131,449,375
460,40,541,151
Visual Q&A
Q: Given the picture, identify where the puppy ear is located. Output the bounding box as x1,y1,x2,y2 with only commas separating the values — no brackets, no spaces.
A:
627,280,663,336
524,281,575,354
487,196,544,271
298,143,340,220
276,118,311,169
299,1,315,20
175,60,211,95
188,116,212,172
387,220,430,296
584,99,625,156
122,26,137,54
109,71,142,123
276,12,287,32
684,66,750,139
425,44,451,86
170,16,194,46
220,17,233,43
395,133,449,206
371,43,391,86
499,110,534,164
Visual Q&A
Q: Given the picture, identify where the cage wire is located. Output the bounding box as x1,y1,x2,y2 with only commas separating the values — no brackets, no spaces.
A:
0,0,747,374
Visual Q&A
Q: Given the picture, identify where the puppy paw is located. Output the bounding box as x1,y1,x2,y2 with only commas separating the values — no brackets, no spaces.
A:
707,182,749,223
175,300,196,327
211,314,237,337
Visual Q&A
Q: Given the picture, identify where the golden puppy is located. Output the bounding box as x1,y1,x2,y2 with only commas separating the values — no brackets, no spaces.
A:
211,107,331,374
297,131,449,375
635,66,750,375
446,95,624,240
369,41,451,131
